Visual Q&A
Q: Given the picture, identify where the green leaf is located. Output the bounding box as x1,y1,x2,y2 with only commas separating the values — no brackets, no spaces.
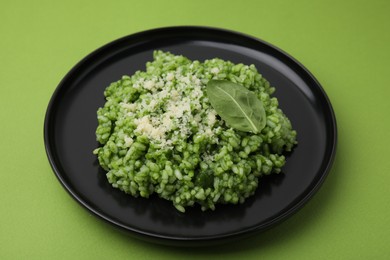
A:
206,80,266,133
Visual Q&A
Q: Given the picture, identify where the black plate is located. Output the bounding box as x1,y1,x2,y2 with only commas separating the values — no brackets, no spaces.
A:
44,26,337,246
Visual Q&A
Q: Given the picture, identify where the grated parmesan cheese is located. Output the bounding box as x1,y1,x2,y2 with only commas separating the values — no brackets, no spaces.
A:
124,135,134,147
211,67,220,74
144,80,156,91
166,72,174,81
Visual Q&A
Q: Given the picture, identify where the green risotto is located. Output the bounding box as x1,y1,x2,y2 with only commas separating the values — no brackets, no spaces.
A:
93,51,297,212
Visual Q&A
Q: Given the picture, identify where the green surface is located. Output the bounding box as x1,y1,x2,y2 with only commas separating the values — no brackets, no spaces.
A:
1,0,389,259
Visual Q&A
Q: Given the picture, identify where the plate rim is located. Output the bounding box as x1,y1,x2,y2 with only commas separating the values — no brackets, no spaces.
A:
44,26,337,244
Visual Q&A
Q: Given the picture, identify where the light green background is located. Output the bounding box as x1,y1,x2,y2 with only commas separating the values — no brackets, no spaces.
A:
1,0,389,259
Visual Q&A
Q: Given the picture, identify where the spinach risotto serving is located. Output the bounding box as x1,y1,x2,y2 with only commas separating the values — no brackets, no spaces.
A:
93,51,297,212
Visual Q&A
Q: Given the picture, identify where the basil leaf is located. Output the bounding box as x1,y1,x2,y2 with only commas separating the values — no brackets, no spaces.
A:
206,80,266,133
